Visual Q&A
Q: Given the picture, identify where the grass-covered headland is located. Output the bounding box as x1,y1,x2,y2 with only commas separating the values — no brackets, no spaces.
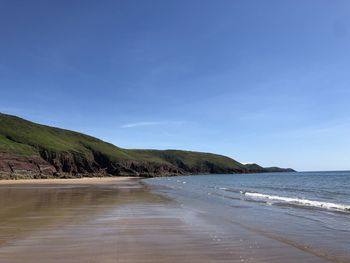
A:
0,113,294,179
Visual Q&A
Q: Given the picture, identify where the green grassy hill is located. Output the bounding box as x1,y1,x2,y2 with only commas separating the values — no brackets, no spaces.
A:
1,113,257,179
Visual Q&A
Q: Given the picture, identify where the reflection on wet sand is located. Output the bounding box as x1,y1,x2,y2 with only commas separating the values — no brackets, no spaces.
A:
1,178,232,263
0,179,165,247
0,178,337,263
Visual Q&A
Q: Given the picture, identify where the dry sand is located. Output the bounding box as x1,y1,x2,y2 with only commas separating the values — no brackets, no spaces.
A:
0,176,134,185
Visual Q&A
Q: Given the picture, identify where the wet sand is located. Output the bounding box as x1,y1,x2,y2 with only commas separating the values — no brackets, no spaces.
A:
0,178,337,263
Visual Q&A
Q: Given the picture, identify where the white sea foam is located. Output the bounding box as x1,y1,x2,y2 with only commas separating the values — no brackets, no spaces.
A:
243,192,350,212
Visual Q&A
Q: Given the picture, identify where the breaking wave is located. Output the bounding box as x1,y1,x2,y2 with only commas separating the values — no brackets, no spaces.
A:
241,191,350,212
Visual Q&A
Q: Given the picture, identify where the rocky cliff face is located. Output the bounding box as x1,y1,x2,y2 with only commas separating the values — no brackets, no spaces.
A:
0,154,56,179
0,153,188,179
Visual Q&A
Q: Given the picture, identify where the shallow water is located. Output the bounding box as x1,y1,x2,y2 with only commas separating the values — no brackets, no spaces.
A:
147,171,350,262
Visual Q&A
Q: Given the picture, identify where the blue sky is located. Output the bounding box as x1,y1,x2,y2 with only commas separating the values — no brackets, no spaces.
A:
1,0,350,171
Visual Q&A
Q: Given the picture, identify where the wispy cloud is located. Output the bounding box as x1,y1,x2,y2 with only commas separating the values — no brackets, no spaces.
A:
121,121,184,128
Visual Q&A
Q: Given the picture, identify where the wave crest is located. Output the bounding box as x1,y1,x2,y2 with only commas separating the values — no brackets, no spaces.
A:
242,192,350,212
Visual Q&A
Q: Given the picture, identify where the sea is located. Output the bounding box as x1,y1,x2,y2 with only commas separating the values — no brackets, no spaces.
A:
146,171,350,262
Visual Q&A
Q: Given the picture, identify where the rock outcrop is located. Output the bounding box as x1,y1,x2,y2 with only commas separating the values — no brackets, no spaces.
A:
0,153,185,179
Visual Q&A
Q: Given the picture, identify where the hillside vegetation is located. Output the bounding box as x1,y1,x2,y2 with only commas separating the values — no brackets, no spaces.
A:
0,113,294,179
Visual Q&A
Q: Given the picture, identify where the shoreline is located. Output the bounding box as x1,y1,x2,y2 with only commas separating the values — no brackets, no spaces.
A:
145,175,350,263
0,175,345,263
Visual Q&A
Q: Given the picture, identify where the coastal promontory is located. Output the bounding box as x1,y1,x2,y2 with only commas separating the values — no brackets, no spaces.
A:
0,113,294,179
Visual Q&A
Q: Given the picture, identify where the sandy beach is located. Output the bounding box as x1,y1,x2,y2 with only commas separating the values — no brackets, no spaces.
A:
0,177,340,263
0,176,134,185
